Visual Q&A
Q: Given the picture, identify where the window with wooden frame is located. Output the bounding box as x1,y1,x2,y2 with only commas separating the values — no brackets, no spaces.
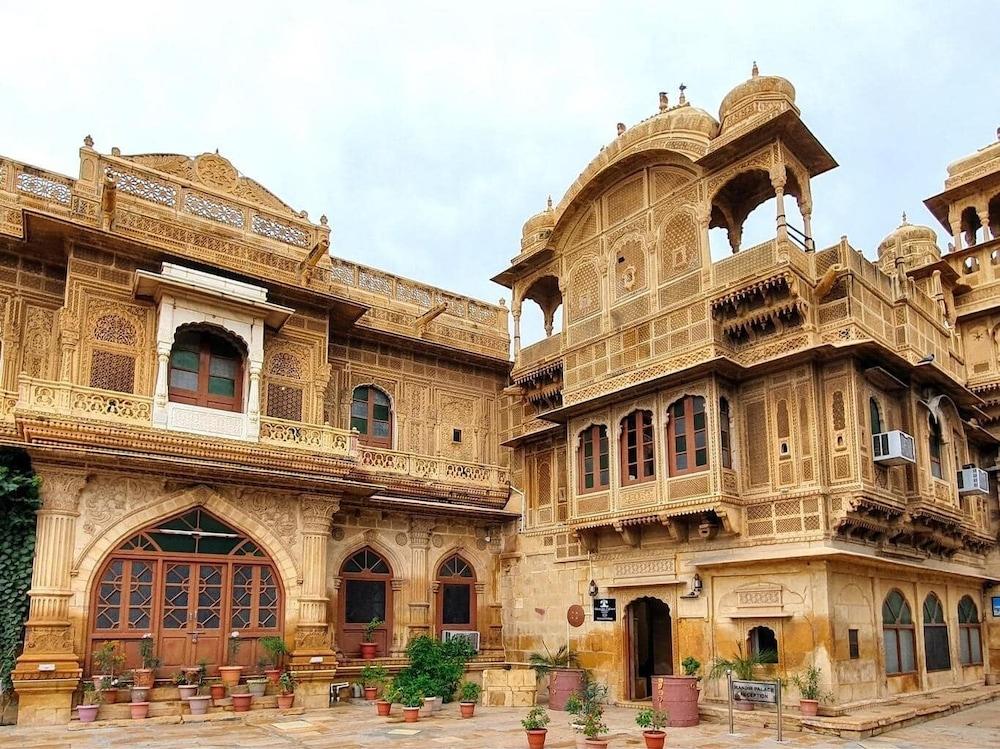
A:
620,410,655,485
958,596,983,666
882,590,916,675
922,593,951,671
351,386,392,447
869,397,883,435
666,395,707,476
168,328,244,412
928,414,943,479
577,425,609,493
437,555,476,630
719,397,733,469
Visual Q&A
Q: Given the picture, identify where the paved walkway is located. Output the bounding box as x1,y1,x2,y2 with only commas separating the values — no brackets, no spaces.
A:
0,699,997,748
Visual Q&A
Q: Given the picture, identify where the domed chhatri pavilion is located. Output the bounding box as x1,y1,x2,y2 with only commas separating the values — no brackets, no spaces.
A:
0,67,998,726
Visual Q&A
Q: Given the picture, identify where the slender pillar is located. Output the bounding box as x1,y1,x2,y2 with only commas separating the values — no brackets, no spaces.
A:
13,468,88,726
246,361,262,438
512,305,522,359
391,579,407,657
977,206,992,242
771,164,788,244
406,518,434,644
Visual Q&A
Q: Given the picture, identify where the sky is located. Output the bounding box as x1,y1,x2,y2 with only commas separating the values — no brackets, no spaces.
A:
2,1,997,344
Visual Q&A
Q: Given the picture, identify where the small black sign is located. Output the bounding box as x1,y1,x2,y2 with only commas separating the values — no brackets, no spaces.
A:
593,598,617,622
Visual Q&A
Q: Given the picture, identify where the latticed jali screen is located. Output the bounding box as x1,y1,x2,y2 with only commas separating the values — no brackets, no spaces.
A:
89,349,136,394
266,382,303,421
746,497,822,537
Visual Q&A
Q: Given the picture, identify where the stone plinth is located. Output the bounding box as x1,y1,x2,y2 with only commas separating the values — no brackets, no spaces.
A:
482,666,537,708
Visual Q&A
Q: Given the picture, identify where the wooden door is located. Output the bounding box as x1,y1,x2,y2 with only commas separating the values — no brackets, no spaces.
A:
158,562,225,671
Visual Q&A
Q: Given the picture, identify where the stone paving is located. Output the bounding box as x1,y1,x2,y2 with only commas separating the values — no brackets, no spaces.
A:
0,699,997,748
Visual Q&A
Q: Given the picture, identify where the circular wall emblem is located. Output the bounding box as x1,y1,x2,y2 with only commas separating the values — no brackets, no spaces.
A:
194,153,239,192
567,604,585,628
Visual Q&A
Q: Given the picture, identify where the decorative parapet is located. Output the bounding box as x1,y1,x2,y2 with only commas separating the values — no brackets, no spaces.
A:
258,417,357,458
356,445,510,492
17,377,153,427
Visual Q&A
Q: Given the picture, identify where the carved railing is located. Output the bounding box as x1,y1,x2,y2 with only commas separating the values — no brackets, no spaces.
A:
0,390,18,422
259,417,356,459
357,445,510,490
16,377,153,426
515,334,562,372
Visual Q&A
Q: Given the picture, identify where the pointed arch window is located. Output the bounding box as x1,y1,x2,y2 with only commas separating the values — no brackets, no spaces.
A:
882,590,916,675
339,547,392,657
746,625,778,663
168,328,243,412
720,397,733,469
958,596,983,666
351,386,392,447
620,410,655,485
577,425,610,493
922,593,951,671
869,397,883,435
667,395,707,476
437,555,476,631
928,414,944,479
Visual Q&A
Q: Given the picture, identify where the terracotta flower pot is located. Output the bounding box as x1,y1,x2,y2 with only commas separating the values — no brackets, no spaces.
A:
584,740,609,749
102,689,119,704
210,683,227,703
277,693,295,709
231,693,253,712
799,698,819,717
643,730,666,749
403,706,421,723
77,704,99,723
376,699,391,716
526,729,547,749
133,668,155,688
431,695,443,712
131,687,149,703
360,642,378,660
218,665,243,687
651,674,700,727
91,675,109,690
187,695,211,715
547,669,584,711
264,668,282,685
363,686,378,700
129,701,149,720
247,681,267,698
177,684,198,700
421,696,435,716
735,699,754,711
459,701,475,718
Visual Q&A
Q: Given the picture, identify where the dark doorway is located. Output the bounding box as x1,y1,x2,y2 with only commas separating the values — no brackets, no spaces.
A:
626,597,672,700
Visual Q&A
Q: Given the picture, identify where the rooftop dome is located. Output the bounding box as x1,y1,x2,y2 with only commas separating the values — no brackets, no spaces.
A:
877,213,939,259
718,63,797,132
520,197,555,251
660,103,721,139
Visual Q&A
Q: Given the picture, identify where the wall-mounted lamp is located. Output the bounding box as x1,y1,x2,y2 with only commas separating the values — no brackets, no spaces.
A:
681,573,703,599
588,579,599,598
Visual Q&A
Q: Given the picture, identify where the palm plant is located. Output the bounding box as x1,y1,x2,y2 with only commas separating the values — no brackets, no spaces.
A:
708,642,777,680
528,644,579,676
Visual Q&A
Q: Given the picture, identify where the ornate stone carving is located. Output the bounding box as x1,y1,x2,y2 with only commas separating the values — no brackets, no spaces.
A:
299,495,340,536
37,469,89,514
395,532,408,546
23,625,74,653
409,518,435,549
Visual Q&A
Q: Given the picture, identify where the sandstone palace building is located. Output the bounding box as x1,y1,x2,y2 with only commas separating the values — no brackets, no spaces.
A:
1,66,999,724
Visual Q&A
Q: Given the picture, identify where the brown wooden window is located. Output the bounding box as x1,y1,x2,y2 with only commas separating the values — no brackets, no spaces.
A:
667,395,707,476
437,555,476,631
351,386,392,447
848,629,860,659
882,590,916,675
168,329,243,412
577,425,609,493
719,397,732,469
958,596,983,665
869,397,884,435
620,410,655,485
922,593,951,671
928,415,943,479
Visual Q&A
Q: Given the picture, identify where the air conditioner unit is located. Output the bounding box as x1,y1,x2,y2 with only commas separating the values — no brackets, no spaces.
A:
957,466,989,496
872,430,916,465
442,630,480,652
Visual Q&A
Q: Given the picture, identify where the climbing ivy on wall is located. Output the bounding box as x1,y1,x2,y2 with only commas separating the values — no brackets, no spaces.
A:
0,449,40,702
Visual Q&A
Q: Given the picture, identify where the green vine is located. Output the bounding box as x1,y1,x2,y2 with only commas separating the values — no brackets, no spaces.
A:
0,449,41,707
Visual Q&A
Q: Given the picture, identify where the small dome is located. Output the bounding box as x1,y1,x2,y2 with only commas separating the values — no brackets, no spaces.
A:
877,213,939,259
718,63,796,132
521,199,555,251
660,104,720,139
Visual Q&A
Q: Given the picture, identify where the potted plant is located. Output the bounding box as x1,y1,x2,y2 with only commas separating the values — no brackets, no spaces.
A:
566,681,608,749
77,682,101,723
400,683,425,723
187,684,212,716
529,644,583,711
210,681,227,703
359,663,388,701
277,670,296,709
790,665,829,717
218,631,244,687
230,687,253,712
651,655,701,727
375,678,394,717
92,641,125,691
360,617,383,659
709,643,776,712
522,705,550,749
458,680,481,718
246,676,268,698
174,671,199,700
259,635,289,684
581,706,609,749
133,633,158,689
99,675,121,704
635,707,668,749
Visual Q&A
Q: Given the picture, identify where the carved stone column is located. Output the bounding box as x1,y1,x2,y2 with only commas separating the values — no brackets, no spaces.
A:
977,206,992,242
291,494,339,666
512,304,522,359
12,468,88,726
406,518,434,643
152,342,170,426
391,579,407,656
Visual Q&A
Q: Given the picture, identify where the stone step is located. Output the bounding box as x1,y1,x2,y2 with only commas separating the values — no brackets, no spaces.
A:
74,693,285,723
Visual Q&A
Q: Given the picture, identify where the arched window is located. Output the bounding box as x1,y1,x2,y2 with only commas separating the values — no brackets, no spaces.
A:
928,415,944,479
958,596,983,666
667,396,707,476
720,398,733,469
169,328,244,412
869,397,883,435
578,425,610,493
922,593,951,671
620,410,655,485
437,555,476,632
339,548,392,657
351,386,392,447
747,625,778,663
882,590,916,675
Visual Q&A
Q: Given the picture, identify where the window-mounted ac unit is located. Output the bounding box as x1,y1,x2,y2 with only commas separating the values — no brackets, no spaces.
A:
957,466,989,496
442,630,480,652
872,430,916,465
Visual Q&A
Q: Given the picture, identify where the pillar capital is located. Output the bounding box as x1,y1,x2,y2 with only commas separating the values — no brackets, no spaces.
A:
409,517,435,549
299,494,340,535
34,467,88,514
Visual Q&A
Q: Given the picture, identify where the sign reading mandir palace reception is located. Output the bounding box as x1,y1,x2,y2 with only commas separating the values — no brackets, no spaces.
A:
0,62,999,726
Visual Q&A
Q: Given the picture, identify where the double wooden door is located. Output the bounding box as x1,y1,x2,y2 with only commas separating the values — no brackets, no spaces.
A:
158,562,226,671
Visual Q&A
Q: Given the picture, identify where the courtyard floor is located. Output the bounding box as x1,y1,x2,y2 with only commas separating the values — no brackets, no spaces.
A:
0,700,998,749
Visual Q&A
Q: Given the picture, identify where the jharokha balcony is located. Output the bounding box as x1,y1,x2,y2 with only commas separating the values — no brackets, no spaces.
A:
5,377,510,504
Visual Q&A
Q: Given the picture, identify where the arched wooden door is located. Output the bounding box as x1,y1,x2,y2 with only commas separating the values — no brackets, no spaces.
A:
88,508,283,677
338,548,392,657
436,555,476,633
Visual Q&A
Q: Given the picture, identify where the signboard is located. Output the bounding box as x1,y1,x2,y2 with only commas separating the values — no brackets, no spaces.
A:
731,679,778,704
992,596,1000,617
593,598,617,622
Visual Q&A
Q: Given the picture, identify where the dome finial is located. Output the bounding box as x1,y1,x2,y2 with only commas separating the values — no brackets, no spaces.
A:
678,83,687,106
658,91,669,112
901,211,908,225
546,195,553,211
751,61,759,77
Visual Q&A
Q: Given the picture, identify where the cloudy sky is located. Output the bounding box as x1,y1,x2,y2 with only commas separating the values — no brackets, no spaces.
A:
3,1,997,341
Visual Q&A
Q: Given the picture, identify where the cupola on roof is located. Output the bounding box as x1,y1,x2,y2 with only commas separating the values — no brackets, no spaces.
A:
520,196,555,251
877,212,939,258
718,62,797,133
